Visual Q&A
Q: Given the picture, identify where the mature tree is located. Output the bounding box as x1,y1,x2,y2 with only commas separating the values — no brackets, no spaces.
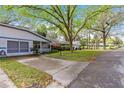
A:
0,6,17,24
37,24,47,37
89,9,124,49
0,6,37,32
46,25,59,41
16,5,110,52
109,36,123,48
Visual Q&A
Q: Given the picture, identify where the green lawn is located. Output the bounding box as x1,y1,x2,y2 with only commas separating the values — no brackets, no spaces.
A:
46,50,103,62
0,58,53,88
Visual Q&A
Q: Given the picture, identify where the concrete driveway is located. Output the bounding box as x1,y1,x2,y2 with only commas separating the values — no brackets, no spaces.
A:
16,56,89,87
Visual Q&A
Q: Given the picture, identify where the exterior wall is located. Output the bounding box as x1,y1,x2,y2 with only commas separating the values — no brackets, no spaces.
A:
40,48,51,53
0,25,51,57
0,38,51,57
0,38,33,57
0,38,7,56
40,42,51,53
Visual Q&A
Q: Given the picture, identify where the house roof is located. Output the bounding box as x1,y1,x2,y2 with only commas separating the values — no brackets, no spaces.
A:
0,23,51,42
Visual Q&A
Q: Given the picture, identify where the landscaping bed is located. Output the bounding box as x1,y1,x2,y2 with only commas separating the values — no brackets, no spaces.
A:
46,50,103,62
0,58,53,88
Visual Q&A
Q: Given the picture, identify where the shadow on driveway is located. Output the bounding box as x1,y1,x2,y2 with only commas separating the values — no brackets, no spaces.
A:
16,56,89,87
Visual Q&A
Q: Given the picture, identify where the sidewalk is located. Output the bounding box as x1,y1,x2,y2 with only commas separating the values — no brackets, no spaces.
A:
0,68,16,88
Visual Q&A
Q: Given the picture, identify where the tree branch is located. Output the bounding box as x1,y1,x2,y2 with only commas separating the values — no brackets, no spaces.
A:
90,27,104,32
73,7,110,41
24,11,69,40
69,5,77,19
51,5,68,29
23,6,65,25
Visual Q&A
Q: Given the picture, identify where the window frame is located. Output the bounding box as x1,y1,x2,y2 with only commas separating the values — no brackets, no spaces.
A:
20,41,29,52
7,41,19,53
7,40,29,53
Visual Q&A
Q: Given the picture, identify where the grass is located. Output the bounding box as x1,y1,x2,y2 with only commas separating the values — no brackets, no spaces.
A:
0,58,53,88
46,50,103,62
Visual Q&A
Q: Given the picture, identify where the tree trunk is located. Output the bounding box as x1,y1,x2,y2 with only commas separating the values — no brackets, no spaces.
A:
95,41,97,49
69,40,73,53
87,32,89,49
103,32,106,50
96,41,99,49
88,31,91,49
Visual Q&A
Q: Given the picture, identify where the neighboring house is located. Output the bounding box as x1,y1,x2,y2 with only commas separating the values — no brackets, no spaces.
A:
0,23,51,57
99,43,112,47
51,41,81,50
51,41,61,49
73,41,81,50
61,41,70,50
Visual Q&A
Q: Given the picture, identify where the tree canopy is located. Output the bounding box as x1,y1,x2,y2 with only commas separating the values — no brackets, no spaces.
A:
0,5,124,51
15,5,111,51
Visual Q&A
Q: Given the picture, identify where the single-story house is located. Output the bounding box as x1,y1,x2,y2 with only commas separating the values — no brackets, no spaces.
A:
0,23,51,57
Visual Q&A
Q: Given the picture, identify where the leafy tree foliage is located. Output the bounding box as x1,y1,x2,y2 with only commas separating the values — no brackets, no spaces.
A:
37,24,47,37
89,8,124,49
0,5,124,51
0,6,17,24
17,5,110,52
